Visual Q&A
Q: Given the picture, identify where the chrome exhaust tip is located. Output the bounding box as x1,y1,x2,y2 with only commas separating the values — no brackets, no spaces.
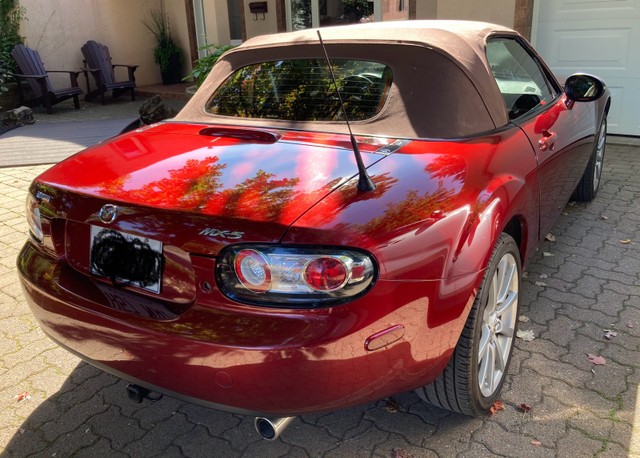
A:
254,416,295,441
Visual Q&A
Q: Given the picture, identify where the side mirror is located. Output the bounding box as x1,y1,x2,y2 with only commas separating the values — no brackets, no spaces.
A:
564,73,605,102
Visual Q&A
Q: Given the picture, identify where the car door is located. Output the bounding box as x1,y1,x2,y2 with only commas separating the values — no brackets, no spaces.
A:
486,37,595,241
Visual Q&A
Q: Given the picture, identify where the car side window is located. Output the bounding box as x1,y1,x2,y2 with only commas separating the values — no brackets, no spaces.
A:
486,38,557,120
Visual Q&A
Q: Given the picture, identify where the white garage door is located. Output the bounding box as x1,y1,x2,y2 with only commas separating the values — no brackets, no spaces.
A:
533,0,640,136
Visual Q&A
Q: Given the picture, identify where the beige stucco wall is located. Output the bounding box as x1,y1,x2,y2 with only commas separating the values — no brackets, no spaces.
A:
434,0,515,27
18,0,192,89
416,0,438,19
243,0,278,39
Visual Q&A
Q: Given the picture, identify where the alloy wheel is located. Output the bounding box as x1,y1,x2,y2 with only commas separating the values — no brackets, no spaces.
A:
477,252,519,397
593,120,606,192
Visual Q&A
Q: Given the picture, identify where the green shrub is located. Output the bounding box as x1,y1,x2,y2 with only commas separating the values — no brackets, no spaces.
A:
0,0,25,108
184,44,235,87
0,46,12,90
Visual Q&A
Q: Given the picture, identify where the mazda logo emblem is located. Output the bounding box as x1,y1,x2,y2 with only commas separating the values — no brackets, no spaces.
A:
99,204,118,224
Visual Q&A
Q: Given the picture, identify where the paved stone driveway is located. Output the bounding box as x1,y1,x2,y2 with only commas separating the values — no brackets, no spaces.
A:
0,139,638,457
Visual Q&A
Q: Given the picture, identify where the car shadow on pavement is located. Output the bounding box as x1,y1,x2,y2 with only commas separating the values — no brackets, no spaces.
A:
3,360,478,456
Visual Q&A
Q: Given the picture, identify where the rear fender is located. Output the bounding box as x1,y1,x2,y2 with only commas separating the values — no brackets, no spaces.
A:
447,174,530,279
425,175,531,333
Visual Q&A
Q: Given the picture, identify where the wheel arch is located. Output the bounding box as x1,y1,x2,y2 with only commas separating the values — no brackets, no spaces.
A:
448,177,535,279
501,215,527,268
596,92,611,131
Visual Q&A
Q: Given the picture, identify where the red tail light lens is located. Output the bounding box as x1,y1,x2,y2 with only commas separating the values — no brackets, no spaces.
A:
217,245,377,308
304,257,347,291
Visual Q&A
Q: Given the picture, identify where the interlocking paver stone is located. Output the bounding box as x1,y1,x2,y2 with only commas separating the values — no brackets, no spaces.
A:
0,102,638,456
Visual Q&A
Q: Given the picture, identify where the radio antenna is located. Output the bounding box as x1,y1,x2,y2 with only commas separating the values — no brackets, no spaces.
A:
317,30,375,192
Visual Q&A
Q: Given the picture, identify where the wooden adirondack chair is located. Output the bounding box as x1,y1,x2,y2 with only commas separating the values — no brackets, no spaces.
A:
11,44,83,114
81,40,138,104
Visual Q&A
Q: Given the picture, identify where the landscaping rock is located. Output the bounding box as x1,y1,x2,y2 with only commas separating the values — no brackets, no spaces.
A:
139,95,178,125
3,106,34,127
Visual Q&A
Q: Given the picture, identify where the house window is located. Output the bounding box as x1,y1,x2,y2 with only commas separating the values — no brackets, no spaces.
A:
286,0,379,31
288,0,312,30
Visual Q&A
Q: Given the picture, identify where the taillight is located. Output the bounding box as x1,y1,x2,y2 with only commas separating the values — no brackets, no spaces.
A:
26,193,44,244
234,249,271,292
304,257,347,291
217,245,377,308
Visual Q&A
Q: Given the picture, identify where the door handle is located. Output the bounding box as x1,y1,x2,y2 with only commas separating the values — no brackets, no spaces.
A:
539,130,557,152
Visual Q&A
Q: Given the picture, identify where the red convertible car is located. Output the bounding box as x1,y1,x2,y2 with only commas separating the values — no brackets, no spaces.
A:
18,21,609,439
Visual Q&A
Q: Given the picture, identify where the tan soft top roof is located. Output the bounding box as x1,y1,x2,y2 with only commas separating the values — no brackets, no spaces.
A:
175,20,520,139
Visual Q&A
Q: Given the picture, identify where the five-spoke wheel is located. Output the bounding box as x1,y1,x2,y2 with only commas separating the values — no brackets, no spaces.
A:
417,233,521,416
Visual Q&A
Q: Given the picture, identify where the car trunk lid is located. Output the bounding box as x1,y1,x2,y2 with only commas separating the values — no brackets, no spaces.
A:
36,122,394,247
32,123,397,309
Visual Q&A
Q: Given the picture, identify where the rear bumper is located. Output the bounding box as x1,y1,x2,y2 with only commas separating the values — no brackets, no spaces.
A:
17,241,479,415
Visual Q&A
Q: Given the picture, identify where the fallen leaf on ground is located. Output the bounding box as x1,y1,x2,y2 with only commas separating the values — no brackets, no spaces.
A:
539,274,548,279
522,272,529,278
620,239,631,244
490,400,504,414
603,330,618,340
542,252,554,257
384,398,401,413
601,215,609,220
534,281,547,287
517,329,535,342
568,201,576,207
518,403,531,413
15,392,30,402
518,315,530,323
627,321,634,328
545,233,556,242
531,440,542,446
587,354,606,365
393,448,414,458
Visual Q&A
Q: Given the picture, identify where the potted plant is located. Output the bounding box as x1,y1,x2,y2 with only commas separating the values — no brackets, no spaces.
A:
143,10,183,85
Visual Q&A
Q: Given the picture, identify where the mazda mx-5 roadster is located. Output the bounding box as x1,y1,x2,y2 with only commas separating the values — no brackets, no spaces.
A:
18,20,609,439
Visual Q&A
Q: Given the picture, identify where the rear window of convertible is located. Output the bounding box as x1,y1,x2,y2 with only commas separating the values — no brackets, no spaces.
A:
205,59,392,122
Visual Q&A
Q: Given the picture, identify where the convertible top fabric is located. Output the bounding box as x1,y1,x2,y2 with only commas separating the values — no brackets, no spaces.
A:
175,20,519,139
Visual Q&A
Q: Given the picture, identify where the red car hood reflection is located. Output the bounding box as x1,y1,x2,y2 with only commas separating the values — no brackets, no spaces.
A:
37,123,394,226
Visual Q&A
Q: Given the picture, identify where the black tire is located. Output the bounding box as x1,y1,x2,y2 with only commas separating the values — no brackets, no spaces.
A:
572,116,606,202
416,233,521,416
